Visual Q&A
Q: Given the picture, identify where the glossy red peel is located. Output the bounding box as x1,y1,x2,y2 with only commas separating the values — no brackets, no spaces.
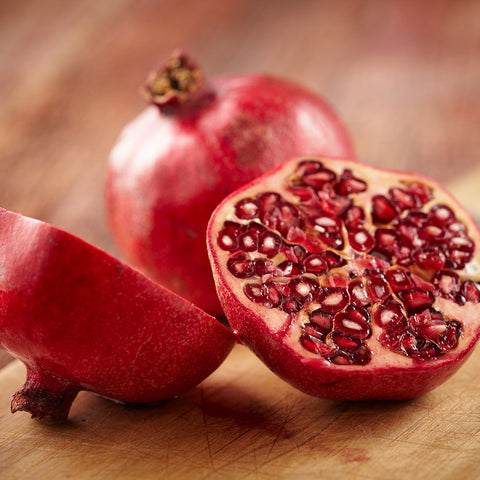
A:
207,157,480,400
106,50,355,316
0,208,235,422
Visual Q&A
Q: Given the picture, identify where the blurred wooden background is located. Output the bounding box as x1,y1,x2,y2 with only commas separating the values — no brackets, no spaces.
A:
0,1,480,478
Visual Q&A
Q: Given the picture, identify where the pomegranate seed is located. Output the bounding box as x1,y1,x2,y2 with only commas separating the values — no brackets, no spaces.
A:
331,331,362,350
447,249,473,269
348,278,371,306
412,248,446,271
301,330,335,355
329,347,372,366
388,187,417,212
288,185,317,202
364,270,391,303
398,288,435,314
409,309,448,343
317,188,352,216
297,159,325,175
302,168,337,189
334,169,367,195
238,230,260,252
448,234,474,251
304,253,328,274
462,280,480,303
429,204,455,226
437,320,461,351
235,198,260,219
341,205,366,229
264,281,284,308
318,250,346,268
406,181,433,206
276,260,305,277
334,305,371,339
311,215,342,234
400,332,441,360
405,210,428,228
289,277,318,302
385,268,414,292
371,195,397,224
243,282,266,303
378,323,408,349
433,270,461,298
258,231,283,257
282,244,307,263
254,259,278,277
374,228,398,260
418,224,445,242
281,295,303,313
317,232,344,250
309,309,334,335
317,287,349,314
227,253,255,278
373,297,407,329
217,221,242,251
447,221,467,234
348,228,375,252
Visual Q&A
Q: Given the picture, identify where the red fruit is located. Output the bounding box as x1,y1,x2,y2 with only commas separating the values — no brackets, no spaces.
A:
105,51,354,316
0,208,235,422
207,157,480,400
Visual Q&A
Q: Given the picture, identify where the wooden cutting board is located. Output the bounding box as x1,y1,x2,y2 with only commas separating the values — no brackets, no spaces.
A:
1,169,480,480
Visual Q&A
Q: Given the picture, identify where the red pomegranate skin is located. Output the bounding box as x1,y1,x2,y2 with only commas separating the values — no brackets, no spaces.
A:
0,207,235,422
106,51,355,317
207,157,480,401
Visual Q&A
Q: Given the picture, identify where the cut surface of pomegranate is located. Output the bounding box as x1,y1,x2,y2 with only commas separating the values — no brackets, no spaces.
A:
106,50,355,316
207,157,480,400
0,208,235,422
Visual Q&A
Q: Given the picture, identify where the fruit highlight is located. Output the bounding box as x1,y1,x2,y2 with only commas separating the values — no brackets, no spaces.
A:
207,157,480,400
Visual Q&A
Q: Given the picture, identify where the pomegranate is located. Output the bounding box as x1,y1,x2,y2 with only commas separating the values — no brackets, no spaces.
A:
207,157,480,400
106,50,354,317
0,208,235,422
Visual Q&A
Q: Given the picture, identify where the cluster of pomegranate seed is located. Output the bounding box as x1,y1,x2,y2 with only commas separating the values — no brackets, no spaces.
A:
217,159,479,365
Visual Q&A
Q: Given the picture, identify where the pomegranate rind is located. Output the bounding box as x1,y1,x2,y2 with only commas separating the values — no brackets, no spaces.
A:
207,157,480,400
106,55,355,317
0,208,235,419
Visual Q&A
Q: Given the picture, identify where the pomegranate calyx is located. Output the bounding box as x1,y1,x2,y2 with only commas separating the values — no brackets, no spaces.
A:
143,50,212,113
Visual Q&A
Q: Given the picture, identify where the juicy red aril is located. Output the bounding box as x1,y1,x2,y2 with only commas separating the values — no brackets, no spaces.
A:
227,253,255,278
317,231,344,250
311,215,342,234
309,309,334,335
371,195,397,224
301,327,335,355
282,244,307,263
437,320,462,350
317,287,349,314
329,347,371,366
304,253,328,274
364,270,391,303
433,270,461,299
335,169,367,195
290,277,318,302
238,230,260,252
400,333,441,360
264,281,283,308
235,198,260,219
277,260,305,277
398,288,435,314
429,204,455,226
412,248,446,271
405,210,428,228
302,168,336,189
254,259,278,277
243,282,266,303
447,249,473,269
281,296,303,313
319,251,346,268
341,205,366,229
406,181,433,205
348,228,375,252
258,231,283,257
374,228,398,259
385,268,414,292
373,297,406,329
217,221,242,251
331,331,362,350
334,305,371,339
348,278,371,306
297,159,324,175
389,187,417,212
462,280,480,303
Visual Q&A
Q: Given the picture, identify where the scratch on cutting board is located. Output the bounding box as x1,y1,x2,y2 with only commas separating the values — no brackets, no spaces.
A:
201,388,214,469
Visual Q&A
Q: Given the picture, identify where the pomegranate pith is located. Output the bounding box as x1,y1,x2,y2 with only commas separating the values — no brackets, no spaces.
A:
106,50,355,316
0,208,235,422
207,157,480,400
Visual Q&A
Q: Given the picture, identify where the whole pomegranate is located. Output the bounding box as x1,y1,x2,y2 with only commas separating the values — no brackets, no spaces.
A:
207,157,480,400
0,207,235,422
106,51,354,316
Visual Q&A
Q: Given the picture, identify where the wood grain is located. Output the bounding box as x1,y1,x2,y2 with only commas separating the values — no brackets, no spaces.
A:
1,0,480,478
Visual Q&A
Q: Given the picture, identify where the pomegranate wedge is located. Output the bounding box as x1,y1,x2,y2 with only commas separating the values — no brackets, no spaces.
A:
0,208,235,422
207,157,480,400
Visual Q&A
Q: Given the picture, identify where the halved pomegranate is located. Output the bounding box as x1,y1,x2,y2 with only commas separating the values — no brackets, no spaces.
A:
0,208,235,422
207,157,480,400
